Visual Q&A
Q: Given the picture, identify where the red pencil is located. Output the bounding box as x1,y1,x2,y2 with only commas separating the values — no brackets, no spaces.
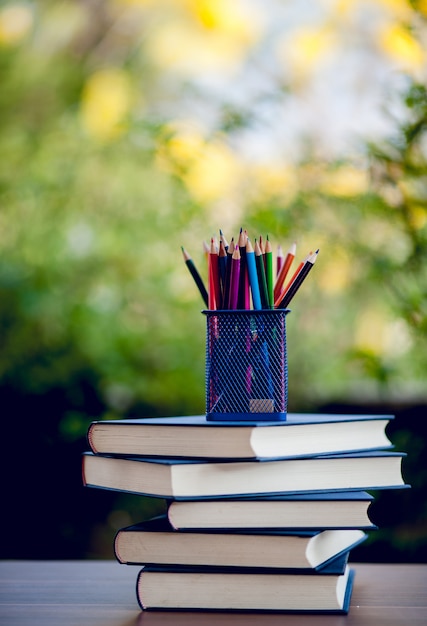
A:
208,237,221,310
274,242,296,302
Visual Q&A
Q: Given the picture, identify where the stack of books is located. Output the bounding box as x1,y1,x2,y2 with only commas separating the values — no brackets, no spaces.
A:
82,412,409,613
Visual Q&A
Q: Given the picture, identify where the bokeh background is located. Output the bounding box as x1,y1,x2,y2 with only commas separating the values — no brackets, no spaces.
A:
1,0,426,562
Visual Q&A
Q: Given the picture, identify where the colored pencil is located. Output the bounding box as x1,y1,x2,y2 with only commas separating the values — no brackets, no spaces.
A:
181,246,209,307
245,238,262,310
229,245,241,309
265,236,274,309
274,251,310,308
277,250,319,309
222,238,234,310
276,244,284,277
219,229,229,252
218,239,228,306
274,241,296,302
237,228,250,309
254,239,269,309
208,237,221,310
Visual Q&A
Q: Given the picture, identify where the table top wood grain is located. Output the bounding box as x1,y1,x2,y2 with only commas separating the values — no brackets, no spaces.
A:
1,561,426,626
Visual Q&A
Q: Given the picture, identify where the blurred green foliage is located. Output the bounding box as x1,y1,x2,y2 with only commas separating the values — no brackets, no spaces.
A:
0,1,426,561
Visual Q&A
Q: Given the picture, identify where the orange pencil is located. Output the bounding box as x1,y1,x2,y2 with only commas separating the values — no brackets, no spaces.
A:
274,242,296,302
274,250,312,308
277,250,319,309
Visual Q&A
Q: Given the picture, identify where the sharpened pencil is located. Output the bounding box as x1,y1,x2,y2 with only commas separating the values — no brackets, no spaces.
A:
218,239,228,307
237,228,250,309
246,238,262,310
208,237,221,310
219,229,229,252
277,250,319,309
254,239,269,309
274,251,310,308
229,245,241,309
265,236,274,309
222,237,234,310
274,241,296,302
181,246,209,307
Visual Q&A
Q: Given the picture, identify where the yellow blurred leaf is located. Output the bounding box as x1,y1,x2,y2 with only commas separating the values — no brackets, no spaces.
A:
320,166,369,197
187,0,262,40
145,3,261,77
378,23,424,70
354,309,388,355
184,138,243,204
278,25,338,82
317,248,352,294
416,0,427,16
408,205,427,230
80,68,133,141
156,123,243,204
248,163,298,205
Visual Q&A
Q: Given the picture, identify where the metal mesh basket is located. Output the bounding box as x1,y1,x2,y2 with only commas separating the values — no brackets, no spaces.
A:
204,310,289,421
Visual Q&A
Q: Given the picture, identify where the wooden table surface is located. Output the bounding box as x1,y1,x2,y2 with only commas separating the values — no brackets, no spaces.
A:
1,561,426,626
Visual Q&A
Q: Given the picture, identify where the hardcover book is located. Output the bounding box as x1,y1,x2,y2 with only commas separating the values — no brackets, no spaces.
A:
82,450,407,499
166,490,377,530
135,564,356,613
114,515,367,570
86,413,394,459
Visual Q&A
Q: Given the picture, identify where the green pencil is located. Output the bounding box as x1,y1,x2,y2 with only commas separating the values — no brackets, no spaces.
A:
254,239,269,309
265,235,274,308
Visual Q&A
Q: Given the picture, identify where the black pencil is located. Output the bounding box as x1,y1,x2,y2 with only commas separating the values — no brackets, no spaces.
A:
277,250,319,309
181,246,209,307
222,238,234,309
254,239,269,309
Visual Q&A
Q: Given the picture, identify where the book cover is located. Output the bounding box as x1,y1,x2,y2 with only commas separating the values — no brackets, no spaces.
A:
86,413,394,459
135,564,356,613
167,490,377,530
113,514,367,570
82,450,408,499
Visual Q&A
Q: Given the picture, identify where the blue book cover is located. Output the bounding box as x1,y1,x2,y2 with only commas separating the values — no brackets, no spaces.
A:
135,564,356,613
82,450,409,499
86,412,394,460
114,514,367,571
166,490,378,530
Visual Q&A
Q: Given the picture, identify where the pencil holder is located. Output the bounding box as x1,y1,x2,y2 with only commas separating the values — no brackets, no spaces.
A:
204,310,290,422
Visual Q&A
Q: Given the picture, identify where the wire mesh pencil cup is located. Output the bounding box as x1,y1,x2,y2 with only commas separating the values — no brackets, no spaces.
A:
204,310,290,421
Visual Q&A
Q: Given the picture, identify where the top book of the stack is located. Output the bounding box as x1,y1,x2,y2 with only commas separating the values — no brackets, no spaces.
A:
87,413,394,460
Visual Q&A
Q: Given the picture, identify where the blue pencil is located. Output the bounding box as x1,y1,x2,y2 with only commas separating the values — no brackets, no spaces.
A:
245,238,262,310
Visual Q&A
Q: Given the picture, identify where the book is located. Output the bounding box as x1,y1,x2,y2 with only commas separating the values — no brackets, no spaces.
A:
82,450,407,499
114,514,367,570
86,413,394,459
167,490,377,530
135,564,355,613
